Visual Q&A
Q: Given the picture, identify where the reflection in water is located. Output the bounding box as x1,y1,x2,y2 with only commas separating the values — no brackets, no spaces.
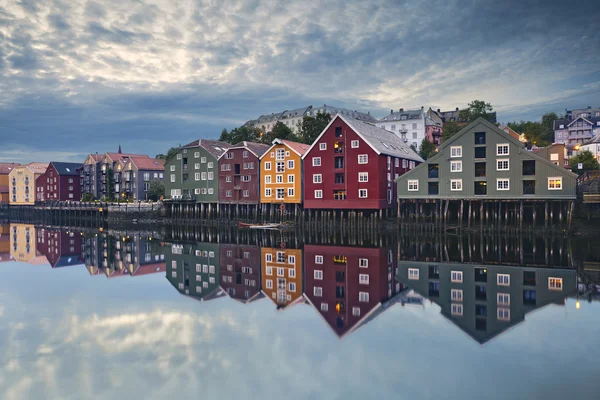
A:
1,223,597,344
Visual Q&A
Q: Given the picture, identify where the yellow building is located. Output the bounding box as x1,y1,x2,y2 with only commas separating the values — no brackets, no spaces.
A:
259,139,309,204
9,224,46,264
260,247,303,309
8,162,49,205
1,163,20,203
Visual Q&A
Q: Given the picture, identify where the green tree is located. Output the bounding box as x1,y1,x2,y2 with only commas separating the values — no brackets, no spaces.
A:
569,150,600,174
419,138,437,160
441,121,462,142
106,168,115,201
219,126,261,144
260,121,295,144
156,147,180,161
541,112,558,143
459,100,494,123
507,120,551,146
147,180,165,201
298,112,331,144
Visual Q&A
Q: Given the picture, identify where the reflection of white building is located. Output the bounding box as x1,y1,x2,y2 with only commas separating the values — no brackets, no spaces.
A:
376,108,426,150
244,104,376,134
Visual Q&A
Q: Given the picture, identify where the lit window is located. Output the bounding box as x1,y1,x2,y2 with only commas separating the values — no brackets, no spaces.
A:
408,180,419,191
408,268,419,280
548,277,563,290
451,271,463,283
548,177,562,190
450,146,462,157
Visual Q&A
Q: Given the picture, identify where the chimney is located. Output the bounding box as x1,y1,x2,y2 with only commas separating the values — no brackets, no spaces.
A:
400,108,404,112
437,109,440,112
456,107,459,111
391,109,393,114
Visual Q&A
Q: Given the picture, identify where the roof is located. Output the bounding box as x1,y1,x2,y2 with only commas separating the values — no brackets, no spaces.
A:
278,139,310,157
377,108,424,123
501,126,521,140
182,139,233,158
52,255,84,268
50,162,82,176
0,185,9,193
129,157,165,171
104,153,148,163
225,141,270,159
306,114,423,162
246,104,376,126
131,262,166,276
0,163,20,175
25,162,49,174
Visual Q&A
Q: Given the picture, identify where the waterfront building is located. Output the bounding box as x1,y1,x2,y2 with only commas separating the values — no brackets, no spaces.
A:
259,139,309,206
121,157,165,200
99,151,149,199
80,153,102,199
218,142,269,205
244,104,376,134
303,245,404,338
36,229,82,268
396,118,577,202
303,114,422,211
8,162,49,205
36,162,82,201
10,224,47,264
164,139,232,202
554,114,600,146
260,247,303,310
219,244,263,303
0,225,11,263
0,163,20,203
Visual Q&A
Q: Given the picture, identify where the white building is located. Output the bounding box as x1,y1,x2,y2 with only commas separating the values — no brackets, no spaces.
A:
375,108,426,150
244,104,376,134
580,136,600,162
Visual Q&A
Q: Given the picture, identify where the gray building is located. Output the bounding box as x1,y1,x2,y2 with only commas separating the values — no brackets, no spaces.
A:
164,139,232,202
554,114,600,146
396,118,577,200
121,157,165,201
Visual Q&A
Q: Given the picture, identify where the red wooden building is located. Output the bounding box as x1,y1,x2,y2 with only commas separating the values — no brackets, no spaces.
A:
219,244,263,303
303,244,403,338
302,115,423,210
37,162,82,201
36,228,83,268
218,141,270,204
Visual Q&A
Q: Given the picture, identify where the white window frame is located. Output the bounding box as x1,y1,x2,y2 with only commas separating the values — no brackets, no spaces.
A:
451,289,463,302
496,159,510,171
359,258,368,268
266,266,272,275
313,174,322,184
548,177,562,190
314,190,323,199
358,172,368,182
315,255,323,264
451,270,463,283
358,154,368,164
351,140,359,148
496,144,510,156
450,146,462,158
320,303,328,312
408,268,419,280
408,180,419,191
497,308,510,321
358,189,368,198
497,179,510,191
287,175,294,183
264,162,271,171
497,273,510,286
359,292,369,303
312,157,321,167
265,188,272,197
319,143,327,151
359,274,369,285
287,160,294,169
314,270,323,280
265,175,272,184
450,160,462,172
450,179,462,191
266,279,273,289
314,287,323,297
287,188,294,197
497,293,510,306
451,303,463,316
548,277,563,291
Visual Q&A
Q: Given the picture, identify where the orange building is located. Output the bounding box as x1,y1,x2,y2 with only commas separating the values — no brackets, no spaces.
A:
259,139,309,204
260,247,303,309
0,163,20,203
8,162,49,205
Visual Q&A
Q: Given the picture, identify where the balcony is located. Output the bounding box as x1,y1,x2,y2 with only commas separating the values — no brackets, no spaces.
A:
334,142,344,154
333,255,347,265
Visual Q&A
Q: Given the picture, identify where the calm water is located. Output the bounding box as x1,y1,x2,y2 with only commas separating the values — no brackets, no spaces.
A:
1,223,599,400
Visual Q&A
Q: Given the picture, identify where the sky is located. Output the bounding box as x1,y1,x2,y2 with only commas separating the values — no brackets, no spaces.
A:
0,0,599,164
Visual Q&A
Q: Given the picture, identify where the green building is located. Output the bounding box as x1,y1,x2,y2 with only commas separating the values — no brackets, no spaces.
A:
164,139,232,202
397,262,577,344
396,118,577,200
165,241,225,301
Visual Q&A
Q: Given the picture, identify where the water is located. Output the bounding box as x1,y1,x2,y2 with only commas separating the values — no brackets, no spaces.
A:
0,223,599,399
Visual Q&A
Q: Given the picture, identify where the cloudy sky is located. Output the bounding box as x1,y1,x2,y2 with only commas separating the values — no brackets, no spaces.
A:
0,0,599,163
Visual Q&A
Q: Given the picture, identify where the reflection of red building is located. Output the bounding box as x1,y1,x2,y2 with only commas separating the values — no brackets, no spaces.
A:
36,228,83,268
219,244,263,303
303,245,403,338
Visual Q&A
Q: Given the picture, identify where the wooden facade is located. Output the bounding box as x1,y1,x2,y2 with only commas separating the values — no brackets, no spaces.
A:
259,139,309,204
0,163,20,203
9,163,48,205
37,162,82,202
219,244,262,303
260,247,303,309
218,142,269,204
36,228,82,268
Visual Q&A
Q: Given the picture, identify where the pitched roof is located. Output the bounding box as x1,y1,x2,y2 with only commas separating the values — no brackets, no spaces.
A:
25,162,49,174
278,139,310,156
226,141,270,158
308,114,423,162
0,163,20,175
182,139,233,158
0,185,9,193
501,126,521,140
51,162,82,176
377,108,424,123
104,153,148,163
129,157,165,171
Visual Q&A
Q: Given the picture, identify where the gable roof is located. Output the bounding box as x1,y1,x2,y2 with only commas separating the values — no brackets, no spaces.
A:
182,139,233,158
303,114,423,162
221,141,270,159
501,125,521,140
128,157,165,171
377,108,424,123
50,162,82,176
0,163,20,175
103,153,148,164
260,139,310,160
25,162,49,174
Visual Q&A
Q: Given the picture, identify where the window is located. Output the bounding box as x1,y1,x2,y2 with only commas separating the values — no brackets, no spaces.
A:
352,307,361,317
288,175,294,183
170,174,176,183
320,143,327,150
289,282,296,292
408,268,419,280
395,158,399,168
497,144,509,156
359,274,369,284
314,190,323,199
276,149,285,160
497,179,510,191
450,160,462,172
548,277,563,290
475,181,487,195
208,162,213,168
358,189,368,198
194,163,200,170
225,176,232,183
288,188,294,197
226,190,232,197
276,161,285,172
497,159,509,171
265,175,272,184
287,160,294,169
474,146,487,159
359,292,369,302
474,132,486,145
315,255,323,264
559,124,564,129
450,146,462,157
358,154,368,164
170,165,176,172
428,182,439,195
451,270,463,283
276,175,283,183
408,180,419,191
208,172,214,180
276,188,285,199
312,157,321,166
451,289,463,301
497,293,510,306
402,159,408,168
409,161,415,169
195,172,201,181
523,160,536,176
358,172,368,182
264,162,271,170
548,177,562,190
314,270,323,280
177,154,182,160
497,308,510,321
451,303,463,316
313,174,322,183
428,164,439,179
321,303,328,312
351,140,359,148
314,287,323,297
243,190,249,197
266,279,273,289
335,127,342,137
277,268,285,277
242,175,250,182
497,274,510,286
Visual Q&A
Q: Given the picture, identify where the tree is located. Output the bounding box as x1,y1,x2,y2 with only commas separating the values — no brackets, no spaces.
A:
219,126,261,145
260,122,295,144
541,112,558,143
298,112,331,144
148,180,165,201
106,168,115,200
507,120,551,147
459,100,494,123
156,147,180,161
441,121,462,142
569,150,599,174
419,138,437,160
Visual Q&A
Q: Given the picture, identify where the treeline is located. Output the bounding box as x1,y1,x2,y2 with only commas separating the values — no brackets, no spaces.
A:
506,112,564,147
